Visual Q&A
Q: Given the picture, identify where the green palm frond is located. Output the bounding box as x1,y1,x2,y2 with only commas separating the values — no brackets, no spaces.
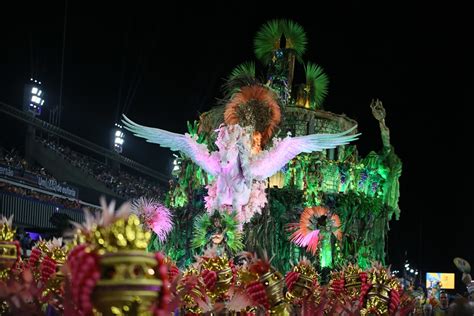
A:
226,229,244,253
191,211,244,253
228,61,256,81
304,62,329,108
254,19,284,64
254,19,307,64
191,213,211,249
223,61,260,99
187,120,206,144
222,212,244,252
281,19,307,62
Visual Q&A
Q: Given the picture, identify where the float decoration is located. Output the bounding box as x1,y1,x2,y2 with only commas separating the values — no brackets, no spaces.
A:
123,102,358,224
67,198,170,316
288,206,342,257
0,18,410,315
192,211,244,256
360,264,401,315
239,253,290,315
285,258,320,305
131,197,173,245
0,215,19,281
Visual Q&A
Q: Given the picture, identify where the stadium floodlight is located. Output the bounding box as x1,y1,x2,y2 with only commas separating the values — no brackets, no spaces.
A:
113,123,125,153
173,162,180,171
31,95,42,104
172,157,179,171
172,154,181,173
24,78,45,116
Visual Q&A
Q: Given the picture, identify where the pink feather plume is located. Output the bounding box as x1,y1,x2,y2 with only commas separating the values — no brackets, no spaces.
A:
132,197,173,242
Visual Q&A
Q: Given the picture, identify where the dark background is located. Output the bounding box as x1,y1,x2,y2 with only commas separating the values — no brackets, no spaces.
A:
1,1,472,291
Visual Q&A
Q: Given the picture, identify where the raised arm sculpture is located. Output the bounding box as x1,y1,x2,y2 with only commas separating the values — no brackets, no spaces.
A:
370,99,402,219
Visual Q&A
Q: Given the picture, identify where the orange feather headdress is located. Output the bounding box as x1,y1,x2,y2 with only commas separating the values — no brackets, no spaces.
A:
224,85,281,148
288,206,342,255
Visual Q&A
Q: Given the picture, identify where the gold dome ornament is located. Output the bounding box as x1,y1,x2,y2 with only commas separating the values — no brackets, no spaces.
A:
343,264,363,300
45,237,68,264
68,198,168,316
242,254,291,315
285,259,319,302
360,265,401,315
201,255,234,301
0,215,19,280
260,268,289,315
40,237,70,308
0,215,15,242
176,266,209,314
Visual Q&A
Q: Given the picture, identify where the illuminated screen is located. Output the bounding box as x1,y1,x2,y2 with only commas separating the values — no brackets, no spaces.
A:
426,272,455,289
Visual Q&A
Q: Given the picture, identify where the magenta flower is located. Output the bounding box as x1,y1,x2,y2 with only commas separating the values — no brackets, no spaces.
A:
131,198,173,242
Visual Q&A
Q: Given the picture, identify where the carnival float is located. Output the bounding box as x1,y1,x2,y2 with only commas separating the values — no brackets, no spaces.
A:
0,19,417,315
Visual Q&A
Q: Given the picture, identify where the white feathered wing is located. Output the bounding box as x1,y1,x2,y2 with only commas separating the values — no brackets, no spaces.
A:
250,126,360,180
122,115,220,176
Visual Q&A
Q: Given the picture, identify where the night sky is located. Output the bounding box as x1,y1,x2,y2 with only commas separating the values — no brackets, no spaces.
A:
1,1,472,291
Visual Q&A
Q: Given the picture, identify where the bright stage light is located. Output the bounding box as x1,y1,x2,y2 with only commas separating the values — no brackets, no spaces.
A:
113,123,125,153
25,79,45,116
31,95,42,104
172,154,181,174
115,137,124,145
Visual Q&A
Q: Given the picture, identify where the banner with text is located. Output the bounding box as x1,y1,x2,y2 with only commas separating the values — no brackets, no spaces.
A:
0,163,78,199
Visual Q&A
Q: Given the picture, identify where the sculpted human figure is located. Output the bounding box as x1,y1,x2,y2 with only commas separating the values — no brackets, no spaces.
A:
123,115,359,222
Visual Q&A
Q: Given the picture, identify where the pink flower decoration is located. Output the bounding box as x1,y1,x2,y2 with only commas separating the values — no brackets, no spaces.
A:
132,198,173,242
204,182,218,212
240,181,268,223
291,229,320,254
204,180,268,225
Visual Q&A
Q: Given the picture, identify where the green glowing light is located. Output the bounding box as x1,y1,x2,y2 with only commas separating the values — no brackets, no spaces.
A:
320,236,332,268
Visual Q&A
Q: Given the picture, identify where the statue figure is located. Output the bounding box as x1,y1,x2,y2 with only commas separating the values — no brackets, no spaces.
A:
370,99,402,219
454,257,474,301
122,115,359,223
192,211,243,257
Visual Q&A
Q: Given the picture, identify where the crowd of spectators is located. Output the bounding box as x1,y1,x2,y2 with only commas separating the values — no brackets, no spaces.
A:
0,182,82,210
0,147,90,210
0,141,162,211
0,147,50,177
38,138,162,199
